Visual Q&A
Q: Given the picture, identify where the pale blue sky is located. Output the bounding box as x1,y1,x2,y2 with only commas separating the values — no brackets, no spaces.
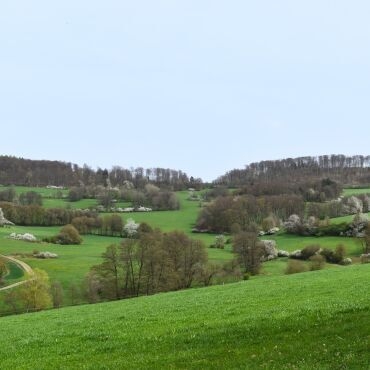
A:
1,1,370,181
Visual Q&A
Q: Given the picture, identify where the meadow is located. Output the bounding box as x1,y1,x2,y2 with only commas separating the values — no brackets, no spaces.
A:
342,187,370,196
0,264,369,369
0,185,69,198
0,187,368,294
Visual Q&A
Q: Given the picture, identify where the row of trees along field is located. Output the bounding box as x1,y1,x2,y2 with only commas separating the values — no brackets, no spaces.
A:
0,202,98,226
0,202,137,237
0,156,202,190
216,155,370,188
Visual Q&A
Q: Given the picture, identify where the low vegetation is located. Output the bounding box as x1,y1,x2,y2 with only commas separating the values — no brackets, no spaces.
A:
0,265,369,368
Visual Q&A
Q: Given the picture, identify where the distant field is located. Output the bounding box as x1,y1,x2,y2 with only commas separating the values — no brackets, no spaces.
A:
0,191,231,291
343,187,370,196
0,226,122,290
0,185,69,198
263,233,363,257
4,260,24,282
0,264,369,369
43,198,98,209
331,212,370,224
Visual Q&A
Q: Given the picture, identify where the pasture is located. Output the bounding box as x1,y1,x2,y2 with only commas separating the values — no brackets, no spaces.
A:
342,187,370,196
0,187,368,296
0,264,369,369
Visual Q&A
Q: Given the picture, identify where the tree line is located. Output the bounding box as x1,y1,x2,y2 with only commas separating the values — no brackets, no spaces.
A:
0,156,202,190
0,202,97,226
216,155,370,188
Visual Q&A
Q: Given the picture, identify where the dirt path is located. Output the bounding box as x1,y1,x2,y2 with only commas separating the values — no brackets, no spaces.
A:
0,255,34,292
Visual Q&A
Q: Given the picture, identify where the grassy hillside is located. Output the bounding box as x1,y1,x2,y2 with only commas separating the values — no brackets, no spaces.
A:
0,264,369,369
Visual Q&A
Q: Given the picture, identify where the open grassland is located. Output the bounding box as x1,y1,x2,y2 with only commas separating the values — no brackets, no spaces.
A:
43,198,98,209
0,185,69,198
331,212,370,225
4,260,24,282
0,226,122,289
343,187,370,196
0,264,369,369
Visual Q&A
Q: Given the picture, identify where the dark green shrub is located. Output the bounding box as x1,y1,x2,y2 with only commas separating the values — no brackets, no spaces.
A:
46,224,83,245
316,222,349,236
320,244,346,264
285,260,307,274
309,254,326,271
301,244,321,260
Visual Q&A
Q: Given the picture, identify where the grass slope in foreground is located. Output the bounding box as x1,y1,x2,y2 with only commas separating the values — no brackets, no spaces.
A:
1,264,370,369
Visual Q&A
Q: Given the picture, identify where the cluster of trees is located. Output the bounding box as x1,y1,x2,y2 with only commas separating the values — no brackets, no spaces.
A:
1,269,53,314
121,184,179,210
0,188,16,202
232,229,264,275
0,202,97,226
216,155,370,188
283,211,370,238
0,156,202,190
305,194,370,221
71,214,131,237
69,183,180,211
87,229,208,301
0,203,140,238
43,224,83,245
195,194,304,234
233,178,342,202
0,189,44,207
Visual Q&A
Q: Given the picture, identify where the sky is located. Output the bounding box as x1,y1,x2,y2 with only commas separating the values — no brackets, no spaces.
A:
1,1,370,182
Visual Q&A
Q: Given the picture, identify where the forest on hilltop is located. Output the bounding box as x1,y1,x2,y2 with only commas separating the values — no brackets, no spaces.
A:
0,156,201,190
216,154,370,189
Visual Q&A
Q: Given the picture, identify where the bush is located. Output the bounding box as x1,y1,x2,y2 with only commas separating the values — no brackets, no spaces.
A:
360,254,370,264
214,235,226,249
320,244,346,264
309,254,326,271
46,224,82,245
316,222,349,236
301,244,321,260
285,260,307,274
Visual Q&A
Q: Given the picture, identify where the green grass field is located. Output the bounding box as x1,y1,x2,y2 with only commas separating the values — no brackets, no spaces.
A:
43,198,98,209
0,226,122,289
330,212,370,224
4,260,24,282
0,185,69,198
0,264,369,369
343,187,370,196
